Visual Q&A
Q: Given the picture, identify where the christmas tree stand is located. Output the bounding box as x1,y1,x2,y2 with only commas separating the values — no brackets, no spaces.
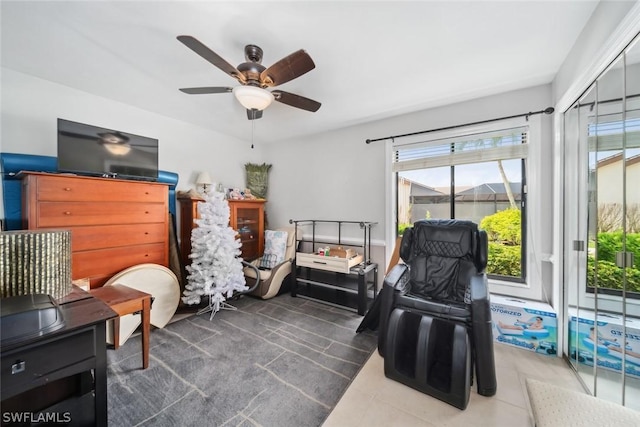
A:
197,297,238,321
194,260,261,321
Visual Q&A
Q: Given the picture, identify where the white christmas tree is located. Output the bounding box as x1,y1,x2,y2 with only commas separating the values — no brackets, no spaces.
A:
182,191,247,318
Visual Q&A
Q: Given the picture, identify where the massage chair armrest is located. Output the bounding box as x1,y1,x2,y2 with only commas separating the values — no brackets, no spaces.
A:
383,264,410,293
468,272,497,396
378,264,410,356
468,273,489,303
468,274,492,334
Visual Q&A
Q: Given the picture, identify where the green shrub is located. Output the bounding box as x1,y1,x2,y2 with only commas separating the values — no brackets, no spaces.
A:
398,223,411,236
486,242,521,277
595,232,640,264
587,257,640,293
480,208,521,245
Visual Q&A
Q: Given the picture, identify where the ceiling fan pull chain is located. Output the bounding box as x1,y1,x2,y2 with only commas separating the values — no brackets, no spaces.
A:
251,111,255,149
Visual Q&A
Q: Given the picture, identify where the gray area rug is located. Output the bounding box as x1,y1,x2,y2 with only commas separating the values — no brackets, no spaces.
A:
106,294,377,426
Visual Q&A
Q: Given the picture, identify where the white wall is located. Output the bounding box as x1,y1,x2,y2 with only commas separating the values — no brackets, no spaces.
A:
0,67,263,218
598,161,640,205
263,124,386,238
552,0,638,107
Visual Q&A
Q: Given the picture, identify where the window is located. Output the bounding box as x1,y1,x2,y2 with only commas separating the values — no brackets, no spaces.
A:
393,123,528,283
586,116,640,299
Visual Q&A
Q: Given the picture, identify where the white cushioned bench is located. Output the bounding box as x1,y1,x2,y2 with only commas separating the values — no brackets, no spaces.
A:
526,378,640,426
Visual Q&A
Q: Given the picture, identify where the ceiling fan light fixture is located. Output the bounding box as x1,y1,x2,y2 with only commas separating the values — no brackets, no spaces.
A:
232,85,274,111
97,131,131,155
102,143,131,156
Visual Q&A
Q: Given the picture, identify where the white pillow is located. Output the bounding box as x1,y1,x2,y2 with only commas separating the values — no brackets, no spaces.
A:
258,230,288,269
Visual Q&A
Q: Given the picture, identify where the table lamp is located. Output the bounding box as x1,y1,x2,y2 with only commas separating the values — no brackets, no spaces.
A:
196,172,212,194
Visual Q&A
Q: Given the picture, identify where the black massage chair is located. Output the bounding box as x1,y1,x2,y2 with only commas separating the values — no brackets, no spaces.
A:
377,219,497,409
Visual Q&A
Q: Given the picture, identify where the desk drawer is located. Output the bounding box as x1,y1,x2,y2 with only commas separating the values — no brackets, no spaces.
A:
35,202,166,227
296,252,363,273
1,329,95,393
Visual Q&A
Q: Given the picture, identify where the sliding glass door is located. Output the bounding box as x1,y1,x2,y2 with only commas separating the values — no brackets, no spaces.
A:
563,32,640,409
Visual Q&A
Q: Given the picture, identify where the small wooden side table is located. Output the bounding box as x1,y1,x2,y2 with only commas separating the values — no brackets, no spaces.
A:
90,284,152,369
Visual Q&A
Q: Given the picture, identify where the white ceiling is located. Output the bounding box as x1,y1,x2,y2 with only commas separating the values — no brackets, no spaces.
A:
1,1,599,144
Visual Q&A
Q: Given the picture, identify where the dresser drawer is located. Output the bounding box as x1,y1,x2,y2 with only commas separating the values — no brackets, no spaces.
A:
35,202,166,227
32,175,167,203
70,223,167,251
72,243,167,287
1,329,95,393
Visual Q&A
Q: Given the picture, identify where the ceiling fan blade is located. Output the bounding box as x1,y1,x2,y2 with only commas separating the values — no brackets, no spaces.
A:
260,50,315,87
59,130,98,141
179,87,233,95
246,109,263,120
272,90,321,112
177,35,246,83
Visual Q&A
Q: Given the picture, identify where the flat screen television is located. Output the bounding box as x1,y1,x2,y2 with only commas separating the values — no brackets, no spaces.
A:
57,118,159,181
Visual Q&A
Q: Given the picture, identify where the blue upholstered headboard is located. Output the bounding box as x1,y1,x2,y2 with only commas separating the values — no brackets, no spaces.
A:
0,152,179,230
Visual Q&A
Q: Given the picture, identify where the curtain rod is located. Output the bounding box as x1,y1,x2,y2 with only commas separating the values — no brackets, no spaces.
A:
365,107,555,144
571,92,640,111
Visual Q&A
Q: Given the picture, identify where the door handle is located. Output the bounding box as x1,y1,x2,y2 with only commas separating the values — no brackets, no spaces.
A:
615,251,635,268
573,240,585,251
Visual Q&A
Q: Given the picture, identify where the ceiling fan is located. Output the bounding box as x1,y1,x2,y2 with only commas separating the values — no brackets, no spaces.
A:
60,130,132,155
177,35,321,120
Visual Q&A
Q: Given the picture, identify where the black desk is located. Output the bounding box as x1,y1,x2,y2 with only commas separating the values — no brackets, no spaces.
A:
1,288,117,426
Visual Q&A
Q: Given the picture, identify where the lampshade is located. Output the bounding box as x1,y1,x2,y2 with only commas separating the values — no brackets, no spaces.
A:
196,172,212,185
1,229,72,299
232,86,274,111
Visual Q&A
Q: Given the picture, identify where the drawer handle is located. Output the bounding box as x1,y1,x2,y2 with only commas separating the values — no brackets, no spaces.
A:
313,261,328,265
145,254,149,257
145,211,150,214
64,211,72,215
144,232,149,235
11,360,26,374
64,187,72,191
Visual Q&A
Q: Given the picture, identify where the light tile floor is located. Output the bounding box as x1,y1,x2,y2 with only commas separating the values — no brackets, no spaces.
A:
324,343,586,427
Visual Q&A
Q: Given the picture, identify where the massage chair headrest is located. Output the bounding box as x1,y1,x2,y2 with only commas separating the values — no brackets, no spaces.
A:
399,219,487,272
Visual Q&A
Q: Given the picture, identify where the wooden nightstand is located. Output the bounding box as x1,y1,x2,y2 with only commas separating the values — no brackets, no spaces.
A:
90,284,152,369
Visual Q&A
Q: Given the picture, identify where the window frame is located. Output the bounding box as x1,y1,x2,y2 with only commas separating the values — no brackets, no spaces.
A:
386,114,549,301
584,102,640,301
